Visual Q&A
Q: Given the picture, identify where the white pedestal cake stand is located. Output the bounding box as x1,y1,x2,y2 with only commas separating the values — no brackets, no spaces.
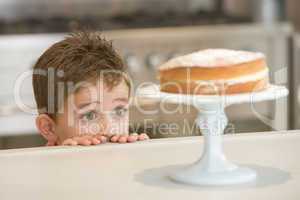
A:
137,84,288,186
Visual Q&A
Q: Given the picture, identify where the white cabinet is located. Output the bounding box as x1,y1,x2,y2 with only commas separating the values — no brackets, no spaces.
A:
291,33,300,129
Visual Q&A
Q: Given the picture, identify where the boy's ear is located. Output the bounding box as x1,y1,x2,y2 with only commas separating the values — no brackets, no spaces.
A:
36,114,58,146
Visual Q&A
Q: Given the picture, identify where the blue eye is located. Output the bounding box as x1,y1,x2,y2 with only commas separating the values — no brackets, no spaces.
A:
114,107,128,117
82,111,98,121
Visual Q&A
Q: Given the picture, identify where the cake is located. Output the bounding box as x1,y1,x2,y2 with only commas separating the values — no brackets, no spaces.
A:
159,49,269,95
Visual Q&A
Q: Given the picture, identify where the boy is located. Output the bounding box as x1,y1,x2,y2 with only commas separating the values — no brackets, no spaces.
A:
32,31,149,146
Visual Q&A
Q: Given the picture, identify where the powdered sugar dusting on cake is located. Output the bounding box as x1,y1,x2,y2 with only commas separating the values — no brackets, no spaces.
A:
159,49,265,70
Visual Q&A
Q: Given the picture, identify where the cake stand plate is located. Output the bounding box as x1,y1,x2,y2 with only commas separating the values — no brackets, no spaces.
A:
137,84,288,186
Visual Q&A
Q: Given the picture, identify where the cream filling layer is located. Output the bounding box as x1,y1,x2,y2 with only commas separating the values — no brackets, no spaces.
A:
167,68,269,86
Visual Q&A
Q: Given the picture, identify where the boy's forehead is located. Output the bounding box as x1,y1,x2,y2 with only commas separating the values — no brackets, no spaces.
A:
73,79,129,103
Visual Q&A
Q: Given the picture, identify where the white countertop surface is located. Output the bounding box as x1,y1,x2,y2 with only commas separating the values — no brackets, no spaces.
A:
0,131,299,200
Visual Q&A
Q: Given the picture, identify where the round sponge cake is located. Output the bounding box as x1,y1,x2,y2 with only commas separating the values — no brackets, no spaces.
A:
159,49,269,95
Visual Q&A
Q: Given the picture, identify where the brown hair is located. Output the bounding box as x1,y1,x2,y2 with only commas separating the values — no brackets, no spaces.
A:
32,31,129,119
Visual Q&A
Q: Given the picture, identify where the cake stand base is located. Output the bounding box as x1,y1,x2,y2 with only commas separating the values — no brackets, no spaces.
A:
171,162,256,186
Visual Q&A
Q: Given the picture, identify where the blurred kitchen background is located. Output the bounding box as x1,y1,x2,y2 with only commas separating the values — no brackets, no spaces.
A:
0,0,300,149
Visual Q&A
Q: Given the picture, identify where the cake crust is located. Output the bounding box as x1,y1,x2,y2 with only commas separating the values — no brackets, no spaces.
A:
160,78,269,95
160,59,267,81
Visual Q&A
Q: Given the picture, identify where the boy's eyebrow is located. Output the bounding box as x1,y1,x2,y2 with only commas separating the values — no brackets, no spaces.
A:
78,101,101,109
113,97,129,103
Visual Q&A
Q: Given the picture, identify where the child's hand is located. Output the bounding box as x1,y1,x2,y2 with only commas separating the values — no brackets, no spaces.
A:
109,133,149,143
61,133,149,146
62,134,108,146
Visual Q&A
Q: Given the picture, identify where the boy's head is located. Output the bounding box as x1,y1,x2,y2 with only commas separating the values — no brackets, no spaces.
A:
32,31,131,145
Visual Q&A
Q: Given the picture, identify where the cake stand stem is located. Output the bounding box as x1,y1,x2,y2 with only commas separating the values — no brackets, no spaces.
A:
194,103,239,171
170,103,256,185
